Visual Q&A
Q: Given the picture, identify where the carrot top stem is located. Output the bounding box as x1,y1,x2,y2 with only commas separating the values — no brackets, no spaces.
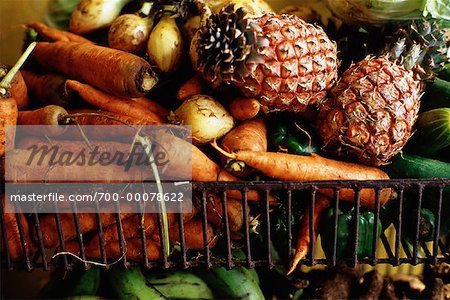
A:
210,139,237,159
0,42,36,91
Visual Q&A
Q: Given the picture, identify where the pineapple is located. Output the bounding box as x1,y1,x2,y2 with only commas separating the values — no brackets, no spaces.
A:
190,5,339,112
317,19,450,166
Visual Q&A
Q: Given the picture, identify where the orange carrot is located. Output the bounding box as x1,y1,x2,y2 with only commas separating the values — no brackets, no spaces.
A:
287,195,330,275
132,97,169,119
215,149,391,208
21,71,71,108
1,66,28,110
37,212,134,248
0,95,18,157
64,238,162,261
228,97,261,121
177,75,205,100
66,80,164,124
153,219,217,250
6,149,155,184
26,22,93,44
32,41,158,98
17,105,68,137
206,194,245,232
220,118,267,177
1,195,36,261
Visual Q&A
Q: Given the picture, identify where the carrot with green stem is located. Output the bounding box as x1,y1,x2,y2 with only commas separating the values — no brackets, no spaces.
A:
0,65,28,110
21,71,72,108
212,144,391,208
287,195,330,275
66,80,164,124
26,22,93,44
32,41,158,98
0,42,37,156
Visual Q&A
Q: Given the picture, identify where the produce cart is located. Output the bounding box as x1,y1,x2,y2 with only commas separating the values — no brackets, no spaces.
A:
1,0,449,299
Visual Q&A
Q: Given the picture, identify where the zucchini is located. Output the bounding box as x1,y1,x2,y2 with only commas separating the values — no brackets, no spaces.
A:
407,108,450,155
438,63,450,81
421,78,450,112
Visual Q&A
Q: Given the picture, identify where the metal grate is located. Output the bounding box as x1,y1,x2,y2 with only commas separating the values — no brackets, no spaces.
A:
1,179,449,271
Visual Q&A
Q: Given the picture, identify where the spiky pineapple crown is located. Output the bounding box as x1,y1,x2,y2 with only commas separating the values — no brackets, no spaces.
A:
195,5,260,86
383,19,450,80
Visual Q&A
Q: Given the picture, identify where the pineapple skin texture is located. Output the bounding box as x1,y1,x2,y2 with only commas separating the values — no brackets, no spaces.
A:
317,56,421,166
236,13,338,112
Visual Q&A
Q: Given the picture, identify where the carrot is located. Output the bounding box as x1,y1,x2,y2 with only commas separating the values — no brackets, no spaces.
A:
220,118,267,177
32,41,158,98
227,97,261,121
154,132,266,201
0,95,18,157
152,219,217,250
1,195,36,261
132,97,169,119
26,22,93,44
64,238,162,261
287,195,330,275
0,43,36,156
0,65,28,110
37,212,134,248
214,149,391,208
177,75,205,100
17,105,69,136
206,194,245,232
21,71,71,108
66,80,163,124
6,149,155,183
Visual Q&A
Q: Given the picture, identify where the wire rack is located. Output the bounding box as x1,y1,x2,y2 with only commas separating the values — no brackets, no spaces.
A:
1,179,449,271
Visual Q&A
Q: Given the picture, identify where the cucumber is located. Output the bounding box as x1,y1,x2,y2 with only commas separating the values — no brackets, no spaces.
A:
406,108,450,156
438,63,450,81
383,154,450,237
384,154,450,179
421,78,450,111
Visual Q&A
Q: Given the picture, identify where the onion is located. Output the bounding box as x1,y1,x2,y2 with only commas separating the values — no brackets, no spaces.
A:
108,14,152,54
172,95,234,145
147,14,184,74
69,0,131,34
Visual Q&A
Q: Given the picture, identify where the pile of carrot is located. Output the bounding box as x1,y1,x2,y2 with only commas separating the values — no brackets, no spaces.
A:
0,22,394,274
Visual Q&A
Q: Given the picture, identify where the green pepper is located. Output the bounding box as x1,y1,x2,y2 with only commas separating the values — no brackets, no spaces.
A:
320,207,382,259
269,120,317,156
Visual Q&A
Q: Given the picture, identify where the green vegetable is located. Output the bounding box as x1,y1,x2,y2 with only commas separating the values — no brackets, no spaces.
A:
198,267,264,300
421,78,450,111
270,121,317,156
384,154,450,179
325,0,425,26
145,270,214,299
107,267,165,300
383,154,450,238
407,108,450,155
438,63,450,81
424,0,450,20
70,268,101,297
320,207,382,259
